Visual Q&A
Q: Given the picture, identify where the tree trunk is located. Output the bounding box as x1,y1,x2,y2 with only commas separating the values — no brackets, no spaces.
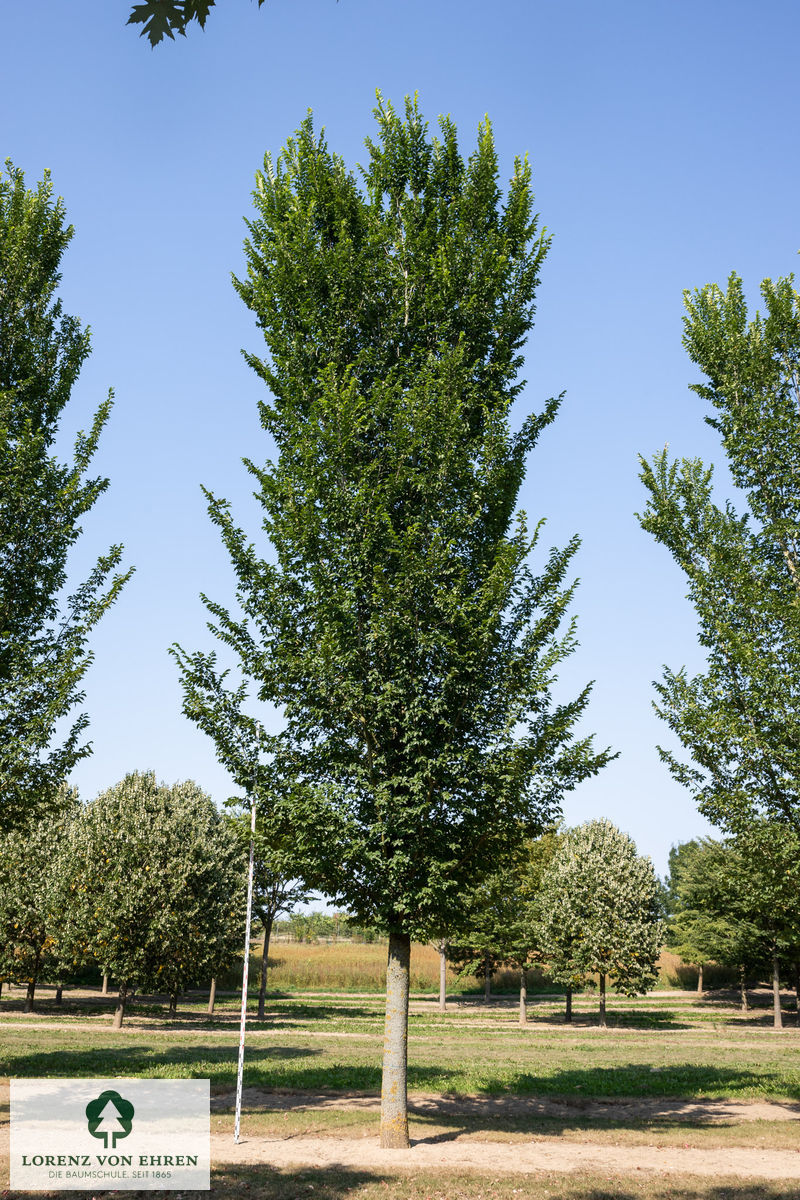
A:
697,963,704,994
208,977,217,1015
24,953,40,1013
102,973,109,995
0,980,3,1002
565,985,573,1024
484,957,491,1003
438,942,447,1013
519,967,527,1026
380,929,411,1149
112,981,129,1029
739,965,748,1012
794,961,800,1022
598,973,607,1028
55,982,63,1005
772,950,783,1030
168,991,178,1018
258,919,273,1021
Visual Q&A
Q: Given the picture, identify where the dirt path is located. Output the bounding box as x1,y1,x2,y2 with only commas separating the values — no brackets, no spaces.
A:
3,1081,799,1182
212,1133,800,1178
218,1086,800,1124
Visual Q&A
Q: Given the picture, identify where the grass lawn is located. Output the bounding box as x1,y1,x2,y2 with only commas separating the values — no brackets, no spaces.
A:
2,984,799,1198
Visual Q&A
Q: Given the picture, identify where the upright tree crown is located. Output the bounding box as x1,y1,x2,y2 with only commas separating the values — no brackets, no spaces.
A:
638,272,800,833
0,164,132,832
175,96,611,939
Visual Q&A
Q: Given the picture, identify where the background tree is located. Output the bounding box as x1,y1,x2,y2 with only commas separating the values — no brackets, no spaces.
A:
638,272,800,839
0,163,132,834
664,838,721,992
687,825,800,1028
173,97,613,1147
229,804,313,1020
0,787,78,1010
60,771,245,1026
535,819,663,1027
446,830,561,1022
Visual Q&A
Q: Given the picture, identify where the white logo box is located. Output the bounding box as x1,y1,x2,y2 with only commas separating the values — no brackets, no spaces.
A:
11,1078,210,1191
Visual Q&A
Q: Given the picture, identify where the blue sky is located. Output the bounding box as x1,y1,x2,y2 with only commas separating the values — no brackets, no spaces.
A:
5,0,799,879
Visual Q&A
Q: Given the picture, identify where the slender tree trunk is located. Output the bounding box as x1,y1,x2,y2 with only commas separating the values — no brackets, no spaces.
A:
696,963,704,994
24,953,40,1012
208,977,217,1015
772,950,783,1030
739,965,748,1012
794,961,800,1022
102,973,109,995
168,991,178,1018
55,982,63,1005
112,981,129,1029
565,985,573,1024
380,929,411,1149
258,918,273,1021
598,973,607,1028
0,980,3,1002
484,956,491,1003
519,967,527,1026
438,942,447,1013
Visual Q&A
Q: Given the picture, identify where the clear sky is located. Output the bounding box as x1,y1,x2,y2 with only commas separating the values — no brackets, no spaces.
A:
4,0,799,880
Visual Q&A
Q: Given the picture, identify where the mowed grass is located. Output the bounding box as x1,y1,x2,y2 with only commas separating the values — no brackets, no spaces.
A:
2,990,799,1101
8,1168,800,1200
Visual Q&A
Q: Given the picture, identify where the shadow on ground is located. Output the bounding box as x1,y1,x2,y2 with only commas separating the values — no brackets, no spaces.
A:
5,1164,800,1200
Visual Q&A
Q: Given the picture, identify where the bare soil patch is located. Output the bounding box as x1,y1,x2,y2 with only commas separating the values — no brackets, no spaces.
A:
217,1086,800,1125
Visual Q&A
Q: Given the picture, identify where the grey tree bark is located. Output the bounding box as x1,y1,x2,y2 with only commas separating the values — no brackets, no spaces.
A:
102,973,109,995
739,965,748,1012
772,950,783,1030
438,942,447,1013
208,977,217,1015
258,918,273,1021
565,985,572,1023
112,981,129,1029
598,972,607,1028
380,929,411,1149
519,967,527,1026
697,963,704,994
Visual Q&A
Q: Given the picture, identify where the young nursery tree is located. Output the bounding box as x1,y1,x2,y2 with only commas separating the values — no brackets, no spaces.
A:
228,805,313,1019
535,819,663,1026
60,772,245,1026
0,163,132,834
174,97,612,1146
638,272,800,838
0,787,79,1009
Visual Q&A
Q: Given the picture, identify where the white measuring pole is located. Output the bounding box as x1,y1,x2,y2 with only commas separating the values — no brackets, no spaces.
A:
234,739,259,1143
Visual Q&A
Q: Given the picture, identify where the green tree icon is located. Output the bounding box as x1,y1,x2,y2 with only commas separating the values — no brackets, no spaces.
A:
86,1090,134,1148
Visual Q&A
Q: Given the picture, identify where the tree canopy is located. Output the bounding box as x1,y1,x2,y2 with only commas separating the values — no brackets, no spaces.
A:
0,163,132,833
535,819,663,1025
638,272,800,835
174,95,612,1146
59,771,245,1026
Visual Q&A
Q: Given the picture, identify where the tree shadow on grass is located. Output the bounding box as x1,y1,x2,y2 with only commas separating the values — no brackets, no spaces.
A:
0,1042,324,1084
496,1064,800,1102
7,1165,800,1200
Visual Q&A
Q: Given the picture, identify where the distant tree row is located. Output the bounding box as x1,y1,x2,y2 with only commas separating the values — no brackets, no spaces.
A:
447,819,663,1028
665,827,800,1028
0,772,246,1025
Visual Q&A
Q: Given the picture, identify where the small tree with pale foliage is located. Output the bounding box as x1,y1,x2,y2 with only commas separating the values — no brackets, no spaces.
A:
60,771,245,1026
535,819,663,1026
